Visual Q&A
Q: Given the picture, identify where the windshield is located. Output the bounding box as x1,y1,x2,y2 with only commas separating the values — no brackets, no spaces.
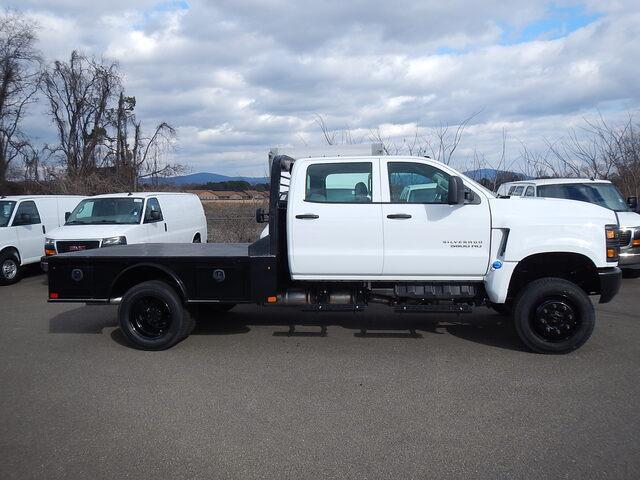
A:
66,197,144,225
537,183,629,212
0,200,16,227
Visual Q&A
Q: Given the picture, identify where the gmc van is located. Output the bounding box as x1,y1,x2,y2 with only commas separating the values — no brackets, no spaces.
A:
0,195,85,284
42,193,207,269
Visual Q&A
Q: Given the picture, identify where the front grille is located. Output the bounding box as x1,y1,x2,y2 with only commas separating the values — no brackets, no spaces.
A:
619,230,632,247
56,240,100,253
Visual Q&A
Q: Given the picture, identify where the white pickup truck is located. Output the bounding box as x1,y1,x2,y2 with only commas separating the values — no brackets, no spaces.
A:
46,155,622,354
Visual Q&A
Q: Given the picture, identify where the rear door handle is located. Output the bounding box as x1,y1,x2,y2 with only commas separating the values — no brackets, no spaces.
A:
295,214,319,219
164,223,167,232
387,213,412,219
42,225,46,234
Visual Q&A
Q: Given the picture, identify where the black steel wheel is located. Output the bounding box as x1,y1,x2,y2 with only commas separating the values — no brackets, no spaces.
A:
130,296,173,339
118,280,194,350
513,277,595,354
531,297,580,343
0,251,21,286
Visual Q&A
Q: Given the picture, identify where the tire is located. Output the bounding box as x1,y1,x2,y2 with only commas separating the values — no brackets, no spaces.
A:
490,302,513,316
118,280,194,350
513,277,595,354
193,234,201,243
0,251,21,286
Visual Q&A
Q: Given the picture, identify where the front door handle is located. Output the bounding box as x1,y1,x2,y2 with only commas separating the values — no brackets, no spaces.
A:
387,213,412,219
295,214,319,219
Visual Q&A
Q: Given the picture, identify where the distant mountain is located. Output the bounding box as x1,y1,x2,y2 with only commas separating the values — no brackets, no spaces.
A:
464,168,529,182
148,172,269,186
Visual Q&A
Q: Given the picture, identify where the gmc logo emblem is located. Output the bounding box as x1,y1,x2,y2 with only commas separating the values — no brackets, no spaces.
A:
69,245,87,251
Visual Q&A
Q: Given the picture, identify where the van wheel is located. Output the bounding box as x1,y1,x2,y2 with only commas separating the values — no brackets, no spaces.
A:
193,234,201,243
118,280,194,350
0,252,21,285
513,278,595,354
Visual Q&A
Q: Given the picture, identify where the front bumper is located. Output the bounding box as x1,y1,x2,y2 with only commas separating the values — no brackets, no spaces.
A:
618,250,640,269
598,267,622,303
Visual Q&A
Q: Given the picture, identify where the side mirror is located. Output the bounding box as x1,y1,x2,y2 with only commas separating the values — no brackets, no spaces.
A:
18,213,31,224
464,189,475,203
627,196,637,211
448,176,466,205
64,212,71,222
256,207,269,223
150,210,161,221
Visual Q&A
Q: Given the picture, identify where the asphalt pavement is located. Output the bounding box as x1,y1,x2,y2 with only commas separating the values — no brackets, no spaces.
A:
1,269,639,479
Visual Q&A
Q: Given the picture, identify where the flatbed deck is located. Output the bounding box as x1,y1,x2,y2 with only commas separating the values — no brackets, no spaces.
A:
53,243,251,260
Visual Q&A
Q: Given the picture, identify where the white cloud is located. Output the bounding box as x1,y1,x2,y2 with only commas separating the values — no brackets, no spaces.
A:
8,0,640,175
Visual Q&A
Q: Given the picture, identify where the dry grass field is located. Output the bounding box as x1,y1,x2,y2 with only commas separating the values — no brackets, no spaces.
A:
203,200,267,243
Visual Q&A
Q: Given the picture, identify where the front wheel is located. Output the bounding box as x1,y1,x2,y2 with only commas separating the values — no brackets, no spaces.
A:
513,278,595,354
118,280,194,350
0,252,21,286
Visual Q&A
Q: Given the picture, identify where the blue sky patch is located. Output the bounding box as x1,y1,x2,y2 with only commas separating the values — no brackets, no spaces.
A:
500,3,602,45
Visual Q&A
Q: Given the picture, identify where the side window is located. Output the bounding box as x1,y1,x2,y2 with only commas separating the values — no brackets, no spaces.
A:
305,162,372,203
524,186,535,197
144,198,164,222
388,162,450,203
12,201,41,226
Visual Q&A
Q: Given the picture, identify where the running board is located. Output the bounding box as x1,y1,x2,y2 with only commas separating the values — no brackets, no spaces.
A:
394,304,472,313
303,304,367,312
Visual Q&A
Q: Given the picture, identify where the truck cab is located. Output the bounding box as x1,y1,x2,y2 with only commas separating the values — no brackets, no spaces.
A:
46,155,622,354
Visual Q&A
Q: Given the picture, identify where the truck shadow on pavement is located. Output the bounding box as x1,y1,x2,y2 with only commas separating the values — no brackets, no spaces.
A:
49,305,526,352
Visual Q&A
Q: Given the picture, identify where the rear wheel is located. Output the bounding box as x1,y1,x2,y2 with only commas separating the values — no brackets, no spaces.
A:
118,280,194,350
513,278,595,354
0,251,21,286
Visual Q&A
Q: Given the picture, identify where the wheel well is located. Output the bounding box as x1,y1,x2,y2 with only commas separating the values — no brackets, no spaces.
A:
507,253,599,300
0,246,20,263
110,265,186,301
193,233,201,242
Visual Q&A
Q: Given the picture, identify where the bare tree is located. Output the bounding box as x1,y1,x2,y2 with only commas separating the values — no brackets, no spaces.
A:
0,11,41,184
42,50,120,179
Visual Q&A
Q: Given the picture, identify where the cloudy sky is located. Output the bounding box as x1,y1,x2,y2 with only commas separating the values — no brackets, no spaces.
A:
9,0,640,176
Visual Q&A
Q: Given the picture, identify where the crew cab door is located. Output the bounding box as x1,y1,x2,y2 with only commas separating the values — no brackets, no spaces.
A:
12,200,44,263
288,159,384,277
381,160,491,278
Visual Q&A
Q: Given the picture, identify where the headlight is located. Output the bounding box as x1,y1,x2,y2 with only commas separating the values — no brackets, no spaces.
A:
44,238,56,256
101,236,127,247
605,225,619,262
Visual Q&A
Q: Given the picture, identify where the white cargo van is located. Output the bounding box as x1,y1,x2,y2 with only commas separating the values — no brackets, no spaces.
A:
43,193,207,267
0,195,85,284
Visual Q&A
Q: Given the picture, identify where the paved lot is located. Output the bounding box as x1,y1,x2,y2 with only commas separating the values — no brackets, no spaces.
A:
1,270,639,479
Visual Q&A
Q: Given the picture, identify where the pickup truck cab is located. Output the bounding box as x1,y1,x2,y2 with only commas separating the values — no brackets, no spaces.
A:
47,156,622,354
497,178,640,275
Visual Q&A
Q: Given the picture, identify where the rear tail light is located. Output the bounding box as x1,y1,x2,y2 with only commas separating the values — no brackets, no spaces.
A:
605,225,620,262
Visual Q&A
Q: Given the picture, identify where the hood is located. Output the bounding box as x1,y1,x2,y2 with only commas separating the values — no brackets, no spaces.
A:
616,211,640,229
47,224,140,241
489,196,618,229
